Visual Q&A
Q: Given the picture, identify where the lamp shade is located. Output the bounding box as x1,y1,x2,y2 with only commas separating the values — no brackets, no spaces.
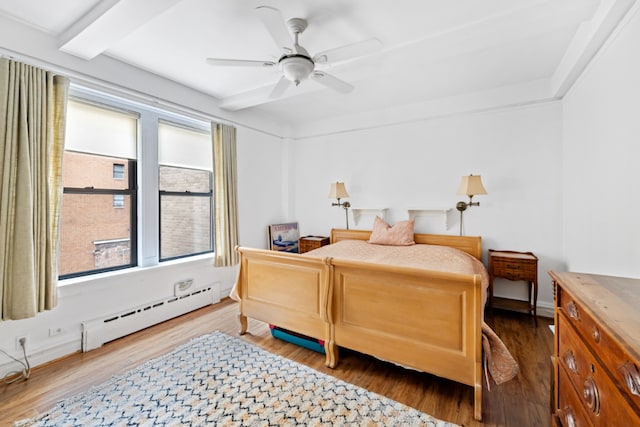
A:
457,175,487,196
328,182,350,199
281,56,314,84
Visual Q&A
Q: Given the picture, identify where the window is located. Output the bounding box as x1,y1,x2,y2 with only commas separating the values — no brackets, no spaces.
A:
113,194,125,208
58,89,214,281
59,100,138,278
113,163,125,179
158,122,213,261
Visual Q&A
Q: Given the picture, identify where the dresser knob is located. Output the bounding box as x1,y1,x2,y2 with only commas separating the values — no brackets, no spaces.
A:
563,406,577,427
566,300,580,320
563,350,578,374
583,377,600,414
618,362,640,396
592,326,600,343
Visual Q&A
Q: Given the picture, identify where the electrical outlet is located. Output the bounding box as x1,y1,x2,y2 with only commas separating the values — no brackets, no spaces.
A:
49,327,64,337
174,279,194,297
16,335,28,351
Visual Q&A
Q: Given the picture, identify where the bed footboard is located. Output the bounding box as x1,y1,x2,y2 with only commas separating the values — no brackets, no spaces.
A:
235,242,485,420
330,258,484,420
235,247,337,366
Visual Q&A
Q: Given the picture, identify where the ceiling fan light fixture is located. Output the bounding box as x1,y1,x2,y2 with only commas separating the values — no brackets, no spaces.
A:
279,54,314,86
207,8,379,100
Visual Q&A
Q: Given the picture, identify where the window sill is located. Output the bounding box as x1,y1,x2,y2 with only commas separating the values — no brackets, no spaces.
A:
58,253,215,290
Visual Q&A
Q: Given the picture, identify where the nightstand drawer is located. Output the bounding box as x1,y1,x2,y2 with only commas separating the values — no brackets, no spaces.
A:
299,236,330,253
491,258,537,280
491,257,538,274
496,268,535,282
488,249,539,324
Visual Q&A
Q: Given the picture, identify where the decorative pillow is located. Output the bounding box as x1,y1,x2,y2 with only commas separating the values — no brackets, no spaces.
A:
368,216,415,246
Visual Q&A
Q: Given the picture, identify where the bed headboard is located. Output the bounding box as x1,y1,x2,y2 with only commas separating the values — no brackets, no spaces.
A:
330,228,483,260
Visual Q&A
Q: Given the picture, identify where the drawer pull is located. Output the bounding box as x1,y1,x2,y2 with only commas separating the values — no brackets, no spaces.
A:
592,326,600,343
566,300,580,320
506,264,521,270
618,362,640,396
583,377,600,414
563,350,578,374
563,406,577,427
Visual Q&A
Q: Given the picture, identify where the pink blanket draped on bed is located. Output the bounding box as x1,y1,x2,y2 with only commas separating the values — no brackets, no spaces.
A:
231,240,519,386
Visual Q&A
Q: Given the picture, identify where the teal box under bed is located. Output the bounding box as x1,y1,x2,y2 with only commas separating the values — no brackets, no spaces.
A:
269,325,325,354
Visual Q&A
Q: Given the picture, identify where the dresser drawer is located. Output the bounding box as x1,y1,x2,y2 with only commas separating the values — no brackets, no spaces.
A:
558,313,640,426
558,287,640,412
557,366,593,427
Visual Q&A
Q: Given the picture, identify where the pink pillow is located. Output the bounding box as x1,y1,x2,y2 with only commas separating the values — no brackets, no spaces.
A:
368,216,415,246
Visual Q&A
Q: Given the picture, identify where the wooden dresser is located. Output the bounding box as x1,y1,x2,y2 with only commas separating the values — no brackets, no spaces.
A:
550,271,640,427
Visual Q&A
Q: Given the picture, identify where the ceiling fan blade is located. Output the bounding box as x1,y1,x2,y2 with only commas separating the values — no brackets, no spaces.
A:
269,76,291,99
206,58,275,67
255,6,293,52
313,38,382,64
310,71,354,94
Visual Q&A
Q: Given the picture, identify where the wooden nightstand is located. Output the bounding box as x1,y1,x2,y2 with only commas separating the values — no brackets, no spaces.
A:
488,249,538,325
298,236,330,253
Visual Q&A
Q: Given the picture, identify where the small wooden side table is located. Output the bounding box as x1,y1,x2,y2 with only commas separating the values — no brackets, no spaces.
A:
488,249,538,325
298,235,330,253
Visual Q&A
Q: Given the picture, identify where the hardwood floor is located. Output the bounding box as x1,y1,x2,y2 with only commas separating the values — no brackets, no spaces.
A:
0,299,554,426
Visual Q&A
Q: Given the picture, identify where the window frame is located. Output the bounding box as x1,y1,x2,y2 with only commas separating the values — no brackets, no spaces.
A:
60,157,138,279
158,166,214,262
58,86,215,283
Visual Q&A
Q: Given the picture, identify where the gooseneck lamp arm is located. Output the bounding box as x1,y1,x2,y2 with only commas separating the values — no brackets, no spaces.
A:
332,199,351,230
456,195,481,212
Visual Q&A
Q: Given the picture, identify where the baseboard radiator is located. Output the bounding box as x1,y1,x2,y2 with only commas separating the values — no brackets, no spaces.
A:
82,285,218,352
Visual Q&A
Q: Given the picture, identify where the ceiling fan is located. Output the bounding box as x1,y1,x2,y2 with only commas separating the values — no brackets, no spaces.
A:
206,6,381,99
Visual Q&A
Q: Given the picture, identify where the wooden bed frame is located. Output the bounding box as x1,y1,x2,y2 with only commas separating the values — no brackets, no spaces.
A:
235,229,485,421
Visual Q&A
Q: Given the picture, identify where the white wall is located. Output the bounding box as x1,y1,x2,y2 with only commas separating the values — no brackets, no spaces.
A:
290,102,564,313
3,3,639,376
562,5,640,276
0,16,289,375
237,127,288,248
0,128,284,376
0,125,284,376
0,90,283,378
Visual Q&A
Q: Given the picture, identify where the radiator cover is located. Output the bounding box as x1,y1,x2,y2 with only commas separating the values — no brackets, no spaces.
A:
82,285,219,351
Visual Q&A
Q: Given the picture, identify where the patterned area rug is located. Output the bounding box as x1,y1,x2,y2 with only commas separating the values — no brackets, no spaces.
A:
17,332,459,426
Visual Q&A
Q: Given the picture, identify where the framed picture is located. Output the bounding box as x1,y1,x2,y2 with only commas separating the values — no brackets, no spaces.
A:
268,222,300,253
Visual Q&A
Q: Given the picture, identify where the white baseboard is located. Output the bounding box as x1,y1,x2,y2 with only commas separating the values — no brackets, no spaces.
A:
0,338,80,379
2,283,222,378
537,302,554,319
221,284,232,300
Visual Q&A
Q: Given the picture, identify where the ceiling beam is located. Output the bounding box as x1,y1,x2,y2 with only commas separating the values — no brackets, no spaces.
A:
58,0,184,60
551,0,638,97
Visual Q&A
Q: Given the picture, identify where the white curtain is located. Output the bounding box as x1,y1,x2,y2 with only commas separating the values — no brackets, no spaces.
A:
212,122,239,267
0,58,69,320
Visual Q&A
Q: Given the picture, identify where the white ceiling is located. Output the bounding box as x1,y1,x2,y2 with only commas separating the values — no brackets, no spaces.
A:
0,0,631,129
